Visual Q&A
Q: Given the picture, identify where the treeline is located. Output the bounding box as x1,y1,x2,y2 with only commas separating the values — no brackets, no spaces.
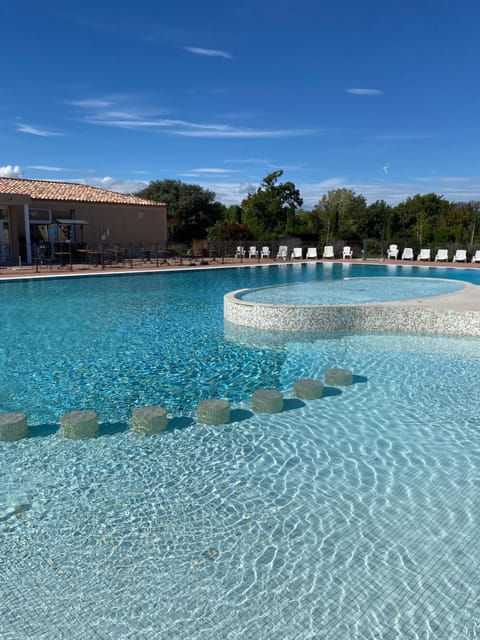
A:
136,171,479,252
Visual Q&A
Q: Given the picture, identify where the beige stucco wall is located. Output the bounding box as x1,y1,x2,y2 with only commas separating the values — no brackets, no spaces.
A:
37,201,167,245
0,199,167,259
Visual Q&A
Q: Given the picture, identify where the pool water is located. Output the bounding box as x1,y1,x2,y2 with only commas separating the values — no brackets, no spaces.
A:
238,276,464,305
1,263,480,639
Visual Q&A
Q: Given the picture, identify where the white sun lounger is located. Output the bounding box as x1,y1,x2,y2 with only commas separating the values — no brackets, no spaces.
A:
435,249,449,261
291,247,303,260
323,245,334,259
452,249,467,262
417,248,431,261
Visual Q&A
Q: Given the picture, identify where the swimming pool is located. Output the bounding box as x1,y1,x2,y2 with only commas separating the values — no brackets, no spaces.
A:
1,263,480,638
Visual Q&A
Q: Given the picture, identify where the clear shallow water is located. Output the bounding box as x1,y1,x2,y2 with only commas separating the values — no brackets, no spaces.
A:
237,276,464,305
1,264,480,639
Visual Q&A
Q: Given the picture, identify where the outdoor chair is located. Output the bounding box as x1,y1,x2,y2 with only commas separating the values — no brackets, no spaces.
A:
452,249,467,262
306,247,318,260
276,246,288,261
235,246,245,258
472,250,480,263
417,248,431,261
291,247,303,260
342,246,353,259
322,246,334,259
401,247,414,260
248,246,258,259
261,246,271,259
435,249,449,261
387,244,399,259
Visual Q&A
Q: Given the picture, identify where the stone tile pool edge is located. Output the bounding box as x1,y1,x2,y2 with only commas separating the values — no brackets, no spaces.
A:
224,281,480,337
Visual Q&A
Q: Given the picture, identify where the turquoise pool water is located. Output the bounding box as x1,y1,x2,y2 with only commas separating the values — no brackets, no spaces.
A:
1,263,480,639
237,276,464,305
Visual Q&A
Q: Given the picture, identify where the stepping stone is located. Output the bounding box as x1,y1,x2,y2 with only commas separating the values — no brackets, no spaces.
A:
61,410,99,440
252,389,284,413
132,406,169,435
0,412,28,442
325,368,353,386
197,399,231,425
294,378,324,400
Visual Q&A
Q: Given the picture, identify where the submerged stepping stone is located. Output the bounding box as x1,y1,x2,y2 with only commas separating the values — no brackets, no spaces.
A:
197,399,231,425
325,368,353,386
252,389,284,414
132,406,169,435
0,412,28,442
294,378,324,400
61,410,99,440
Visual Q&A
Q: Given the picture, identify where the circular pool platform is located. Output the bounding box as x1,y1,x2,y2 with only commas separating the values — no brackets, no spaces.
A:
224,277,480,337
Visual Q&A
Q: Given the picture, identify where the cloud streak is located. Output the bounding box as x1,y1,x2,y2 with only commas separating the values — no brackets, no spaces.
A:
16,123,63,137
78,105,316,138
346,88,383,95
183,46,233,59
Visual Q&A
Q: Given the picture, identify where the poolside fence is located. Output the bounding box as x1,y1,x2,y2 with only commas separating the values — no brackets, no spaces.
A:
0,240,478,274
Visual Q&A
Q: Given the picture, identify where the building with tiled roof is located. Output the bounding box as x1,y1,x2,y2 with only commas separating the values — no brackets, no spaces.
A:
0,178,167,263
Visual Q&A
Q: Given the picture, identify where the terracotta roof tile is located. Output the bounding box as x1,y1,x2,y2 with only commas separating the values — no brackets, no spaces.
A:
0,178,165,207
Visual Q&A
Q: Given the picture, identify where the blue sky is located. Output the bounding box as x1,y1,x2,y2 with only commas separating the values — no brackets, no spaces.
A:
1,0,480,207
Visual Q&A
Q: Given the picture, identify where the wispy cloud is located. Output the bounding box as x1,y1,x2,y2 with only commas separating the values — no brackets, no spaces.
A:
171,126,317,138
375,134,433,140
27,165,64,171
76,103,317,138
189,168,236,174
224,158,271,165
0,164,22,178
183,46,233,59
67,99,113,108
16,123,63,137
346,88,383,96
83,176,149,194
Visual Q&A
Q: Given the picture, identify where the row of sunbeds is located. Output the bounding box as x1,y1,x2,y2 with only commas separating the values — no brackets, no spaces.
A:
235,245,351,260
236,244,480,263
386,245,480,263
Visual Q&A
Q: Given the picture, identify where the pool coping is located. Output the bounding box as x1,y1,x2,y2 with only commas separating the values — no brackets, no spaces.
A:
224,280,480,337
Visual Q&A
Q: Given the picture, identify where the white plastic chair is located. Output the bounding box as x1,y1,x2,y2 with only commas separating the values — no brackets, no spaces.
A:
306,247,318,260
248,246,258,259
417,248,431,261
235,246,245,258
276,245,288,261
387,244,399,259
342,246,353,259
401,247,414,260
452,249,466,262
260,246,270,259
291,247,303,260
435,249,449,261
322,245,334,259
472,250,480,263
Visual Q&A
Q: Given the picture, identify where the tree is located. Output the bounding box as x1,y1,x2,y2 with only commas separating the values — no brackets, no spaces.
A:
391,193,450,245
241,170,303,237
135,179,223,241
312,189,367,243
